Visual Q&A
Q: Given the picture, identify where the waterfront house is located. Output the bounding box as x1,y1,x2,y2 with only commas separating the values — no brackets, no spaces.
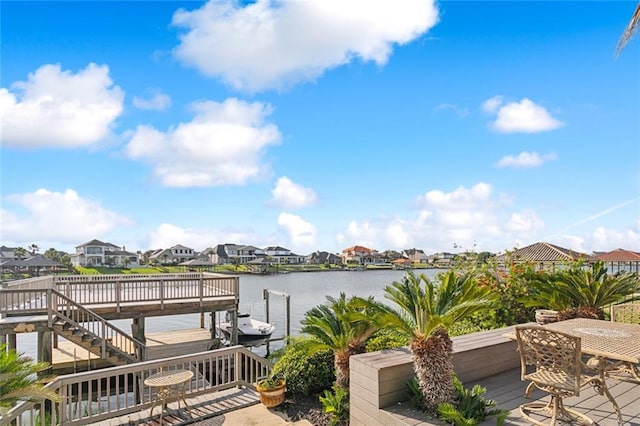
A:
402,248,428,264
426,251,455,267
596,248,640,274
306,250,342,265
148,244,196,265
263,246,306,264
340,245,381,265
495,241,593,271
71,239,139,267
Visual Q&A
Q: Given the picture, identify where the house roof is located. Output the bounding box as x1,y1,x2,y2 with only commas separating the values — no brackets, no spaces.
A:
498,242,593,262
76,239,119,249
343,245,374,253
596,248,640,262
2,255,62,267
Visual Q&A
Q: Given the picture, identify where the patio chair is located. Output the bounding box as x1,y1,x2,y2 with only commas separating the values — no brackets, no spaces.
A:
611,302,640,324
605,302,640,382
515,325,599,426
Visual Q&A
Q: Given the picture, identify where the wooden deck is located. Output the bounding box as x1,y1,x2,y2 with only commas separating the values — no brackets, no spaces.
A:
382,367,640,425
94,387,261,426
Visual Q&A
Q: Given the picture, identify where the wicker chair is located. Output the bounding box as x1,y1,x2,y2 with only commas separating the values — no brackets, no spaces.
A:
611,302,640,324
515,325,599,426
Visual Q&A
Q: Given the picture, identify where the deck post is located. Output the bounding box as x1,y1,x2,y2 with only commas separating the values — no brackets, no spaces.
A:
7,333,16,351
131,317,146,343
37,329,52,374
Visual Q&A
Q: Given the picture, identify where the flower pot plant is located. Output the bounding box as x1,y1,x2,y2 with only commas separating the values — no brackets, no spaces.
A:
256,376,286,408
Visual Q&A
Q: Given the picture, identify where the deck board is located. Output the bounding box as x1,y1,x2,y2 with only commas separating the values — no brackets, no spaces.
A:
382,367,640,426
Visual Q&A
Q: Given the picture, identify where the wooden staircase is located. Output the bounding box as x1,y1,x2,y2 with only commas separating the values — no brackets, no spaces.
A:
49,290,146,366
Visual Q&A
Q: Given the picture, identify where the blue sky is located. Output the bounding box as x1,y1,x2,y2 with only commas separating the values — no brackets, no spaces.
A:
1,0,639,256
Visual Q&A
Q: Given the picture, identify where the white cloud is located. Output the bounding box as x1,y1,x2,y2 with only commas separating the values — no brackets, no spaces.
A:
0,189,131,244
0,63,124,148
172,0,439,92
277,212,317,249
495,151,558,168
270,177,317,209
481,95,503,113
132,88,172,111
125,98,281,187
485,98,563,133
338,183,547,253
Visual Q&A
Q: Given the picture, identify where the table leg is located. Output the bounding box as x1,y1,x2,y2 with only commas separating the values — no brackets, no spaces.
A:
591,357,623,426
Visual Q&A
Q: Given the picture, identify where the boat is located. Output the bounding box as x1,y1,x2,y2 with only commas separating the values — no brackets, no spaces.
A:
216,311,275,347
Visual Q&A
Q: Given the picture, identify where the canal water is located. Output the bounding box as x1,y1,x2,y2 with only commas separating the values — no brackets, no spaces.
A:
14,269,444,358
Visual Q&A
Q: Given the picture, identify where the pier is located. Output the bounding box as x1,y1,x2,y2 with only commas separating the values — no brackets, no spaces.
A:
0,273,240,373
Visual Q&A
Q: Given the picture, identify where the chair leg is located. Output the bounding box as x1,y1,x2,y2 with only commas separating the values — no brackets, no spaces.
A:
520,395,595,426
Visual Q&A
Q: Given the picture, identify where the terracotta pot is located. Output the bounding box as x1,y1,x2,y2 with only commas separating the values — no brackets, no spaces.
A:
256,380,286,408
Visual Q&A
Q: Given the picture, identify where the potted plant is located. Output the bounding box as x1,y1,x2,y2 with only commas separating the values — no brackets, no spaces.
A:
256,375,286,408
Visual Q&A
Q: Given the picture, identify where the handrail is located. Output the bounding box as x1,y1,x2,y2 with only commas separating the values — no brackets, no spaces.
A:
47,289,146,363
0,273,239,317
0,345,271,426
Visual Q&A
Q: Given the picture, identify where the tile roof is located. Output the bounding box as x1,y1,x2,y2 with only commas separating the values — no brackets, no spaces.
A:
596,248,640,262
498,242,593,262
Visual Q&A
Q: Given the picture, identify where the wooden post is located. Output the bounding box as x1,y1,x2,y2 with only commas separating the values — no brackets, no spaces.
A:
38,330,52,374
131,317,146,343
7,333,17,351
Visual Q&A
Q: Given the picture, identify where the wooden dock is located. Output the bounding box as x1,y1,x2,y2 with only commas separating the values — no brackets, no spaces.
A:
50,328,216,374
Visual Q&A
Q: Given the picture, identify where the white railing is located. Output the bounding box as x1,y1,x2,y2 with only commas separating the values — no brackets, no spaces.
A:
1,345,271,426
0,273,239,317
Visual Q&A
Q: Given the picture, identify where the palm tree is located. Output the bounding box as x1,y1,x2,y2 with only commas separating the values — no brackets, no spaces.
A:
617,2,640,55
13,247,27,260
381,270,497,412
44,248,60,262
522,260,640,320
29,243,39,255
301,293,382,388
0,344,61,418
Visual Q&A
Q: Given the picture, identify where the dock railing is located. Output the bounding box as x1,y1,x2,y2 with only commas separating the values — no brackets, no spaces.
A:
0,345,271,426
0,272,239,317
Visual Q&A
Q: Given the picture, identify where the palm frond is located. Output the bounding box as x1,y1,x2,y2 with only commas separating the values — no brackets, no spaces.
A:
616,1,640,55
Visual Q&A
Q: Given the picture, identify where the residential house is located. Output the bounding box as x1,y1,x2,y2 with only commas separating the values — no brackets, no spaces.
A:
71,239,139,267
495,241,593,271
263,246,306,264
403,248,428,264
306,251,342,265
595,248,640,274
148,244,196,265
339,245,381,265
427,252,455,268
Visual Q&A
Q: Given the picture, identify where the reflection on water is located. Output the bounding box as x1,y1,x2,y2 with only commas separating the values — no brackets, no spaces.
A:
15,269,443,358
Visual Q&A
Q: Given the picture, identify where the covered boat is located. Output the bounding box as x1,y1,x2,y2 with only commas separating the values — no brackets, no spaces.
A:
217,311,275,347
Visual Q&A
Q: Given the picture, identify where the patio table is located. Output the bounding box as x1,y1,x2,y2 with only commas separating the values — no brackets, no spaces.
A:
515,318,640,426
144,369,194,424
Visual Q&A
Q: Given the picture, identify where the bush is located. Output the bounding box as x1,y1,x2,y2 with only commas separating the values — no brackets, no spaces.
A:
365,329,410,352
270,338,335,396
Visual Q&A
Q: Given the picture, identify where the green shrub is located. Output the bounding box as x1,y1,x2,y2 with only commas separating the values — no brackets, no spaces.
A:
270,338,335,396
319,384,350,426
437,375,508,426
407,374,508,425
365,329,410,352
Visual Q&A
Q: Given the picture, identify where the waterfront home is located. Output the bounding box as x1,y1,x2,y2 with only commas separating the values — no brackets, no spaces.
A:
495,241,594,271
70,239,139,267
596,248,640,274
148,244,197,265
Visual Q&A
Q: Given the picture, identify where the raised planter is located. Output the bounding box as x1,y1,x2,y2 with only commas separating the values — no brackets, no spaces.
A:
256,379,286,408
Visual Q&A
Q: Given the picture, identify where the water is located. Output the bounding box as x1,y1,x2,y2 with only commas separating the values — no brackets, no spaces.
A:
13,269,444,358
